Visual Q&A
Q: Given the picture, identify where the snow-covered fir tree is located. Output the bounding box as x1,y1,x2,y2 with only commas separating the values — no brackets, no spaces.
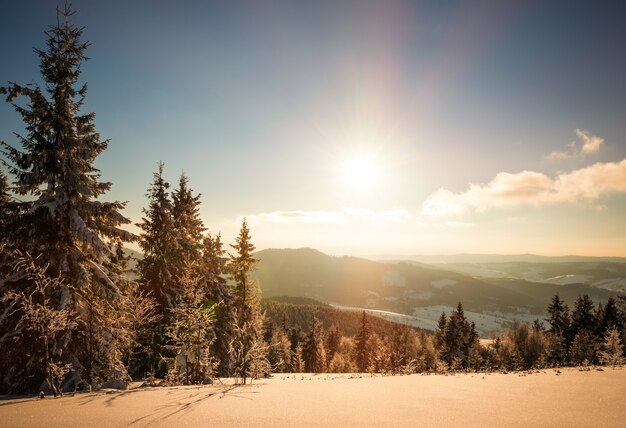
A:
228,219,267,383
354,311,373,372
135,162,180,375
171,173,205,266
199,232,235,376
137,162,179,315
167,261,218,385
302,315,327,373
0,5,135,393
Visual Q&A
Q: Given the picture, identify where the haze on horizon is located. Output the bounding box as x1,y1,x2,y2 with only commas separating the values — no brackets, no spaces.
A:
1,0,625,257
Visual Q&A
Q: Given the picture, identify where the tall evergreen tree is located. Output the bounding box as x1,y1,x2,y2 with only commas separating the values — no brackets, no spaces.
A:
199,232,235,376
137,162,178,314
230,218,259,311
597,297,622,336
228,219,266,383
434,311,447,351
167,261,217,385
302,315,327,373
135,163,180,376
0,5,134,392
599,327,624,368
171,173,205,266
325,325,342,366
354,311,373,372
546,295,570,337
571,295,597,337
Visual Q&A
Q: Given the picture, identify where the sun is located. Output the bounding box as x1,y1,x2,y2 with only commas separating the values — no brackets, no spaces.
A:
342,156,378,189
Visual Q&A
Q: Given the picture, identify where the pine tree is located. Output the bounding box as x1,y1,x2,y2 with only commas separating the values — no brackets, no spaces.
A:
291,343,305,372
171,173,205,268
325,325,342,366
570,330,598,365
267,327,293,373
571,295,597,338
199,232,234,376
228,219,266,383
545,294,571,365
302,315,327,373
354,311,373,372
167,261,217,385
0,5,134,392
388,324,419,373
599,327,624,368
597,297,622,336
442,302,469,369
136,162,179,375
137,163,180,313
434,311,447,351
546,295,570,337
230,218,259,311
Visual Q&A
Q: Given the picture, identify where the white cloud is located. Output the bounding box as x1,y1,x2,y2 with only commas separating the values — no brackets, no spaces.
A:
422,158,626,217
546,129,604,160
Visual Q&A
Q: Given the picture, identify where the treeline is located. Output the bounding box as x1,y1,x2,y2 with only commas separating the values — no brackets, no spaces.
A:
260,295,625,375
0,7,265,394
262,298,439,373
486,295,626,370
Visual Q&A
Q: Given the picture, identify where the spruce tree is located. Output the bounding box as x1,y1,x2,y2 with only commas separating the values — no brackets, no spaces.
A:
171,173,205,267
599,327,624,368
546,294,570,337
230,218,259,311
571,295,597,337
302,315,327,373
434,311,447,351
354,311,373,372
228,219,266,383
136,162,179,376
325,325,342,366
597,297,622,336
0,5,134,392
199,232,234,376
167,261,217,385
137,162,178,314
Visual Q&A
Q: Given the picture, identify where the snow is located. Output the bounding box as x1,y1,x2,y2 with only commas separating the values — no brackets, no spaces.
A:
383,270,406,287
593,278,626,292
1,369,624,427
543,274,591,285
430,279,456,289
330,304,543,336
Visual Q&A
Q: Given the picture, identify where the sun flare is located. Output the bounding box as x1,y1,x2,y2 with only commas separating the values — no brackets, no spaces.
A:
343,156,378,189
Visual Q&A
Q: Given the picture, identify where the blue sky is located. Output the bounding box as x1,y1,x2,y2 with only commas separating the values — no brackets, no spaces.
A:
1,1,626,256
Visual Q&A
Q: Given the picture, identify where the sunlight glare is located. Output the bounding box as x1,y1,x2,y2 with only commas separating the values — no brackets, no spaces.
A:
343,156,378,189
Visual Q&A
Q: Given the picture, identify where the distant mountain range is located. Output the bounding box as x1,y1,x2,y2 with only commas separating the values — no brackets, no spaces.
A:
124,246,624,335
254,248,623,335
374,253,626,264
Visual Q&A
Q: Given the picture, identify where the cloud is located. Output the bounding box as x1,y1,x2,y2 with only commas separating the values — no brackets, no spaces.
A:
546,129,604,160
248,207,412,226
422,158,626,217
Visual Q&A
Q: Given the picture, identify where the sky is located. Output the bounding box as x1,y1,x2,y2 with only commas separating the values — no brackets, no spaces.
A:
1,0,626,257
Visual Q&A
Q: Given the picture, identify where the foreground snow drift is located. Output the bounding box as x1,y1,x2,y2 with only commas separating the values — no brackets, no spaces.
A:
1,368,624,427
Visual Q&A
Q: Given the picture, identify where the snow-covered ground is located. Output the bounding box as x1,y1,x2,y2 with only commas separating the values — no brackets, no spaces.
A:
543,274,592,285
330,304,543,336
2,369,624,427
